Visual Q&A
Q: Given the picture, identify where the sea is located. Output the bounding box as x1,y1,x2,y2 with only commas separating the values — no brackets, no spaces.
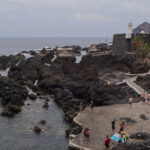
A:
0,37,112,55
0,37,112,150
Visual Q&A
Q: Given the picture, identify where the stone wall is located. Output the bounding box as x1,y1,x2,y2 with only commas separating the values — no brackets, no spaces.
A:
112,34,131,56
112,33,150,56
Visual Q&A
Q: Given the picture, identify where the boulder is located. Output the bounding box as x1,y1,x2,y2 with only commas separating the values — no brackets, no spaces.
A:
140,114,149,120
42,102,49,108
33,126,42,134
39,120,47,125
1,104,21,117
28,94,37,100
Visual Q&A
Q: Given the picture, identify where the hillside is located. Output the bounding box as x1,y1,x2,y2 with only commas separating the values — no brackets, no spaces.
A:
134,22,150,34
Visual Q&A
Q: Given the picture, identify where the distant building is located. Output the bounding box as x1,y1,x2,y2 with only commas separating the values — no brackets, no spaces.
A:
88,45,98,53
55,47,74,57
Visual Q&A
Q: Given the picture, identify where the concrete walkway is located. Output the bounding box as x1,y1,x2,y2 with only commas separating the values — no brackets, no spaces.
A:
124,77,145,96
70,103,150,150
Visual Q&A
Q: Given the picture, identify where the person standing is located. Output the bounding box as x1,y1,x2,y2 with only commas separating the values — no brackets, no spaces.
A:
83,128,90,143
119,121,125,132
90,100,94,114
141,91,145,102
105,135,111,150
111,119,116,132
129,97,133,108
80,101,83,111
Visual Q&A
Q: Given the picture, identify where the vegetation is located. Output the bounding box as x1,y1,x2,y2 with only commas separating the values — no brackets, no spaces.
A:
132,35,150,64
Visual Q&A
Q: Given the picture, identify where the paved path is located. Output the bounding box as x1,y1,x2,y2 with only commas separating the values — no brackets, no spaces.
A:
124,77,145,96
70,103,150,150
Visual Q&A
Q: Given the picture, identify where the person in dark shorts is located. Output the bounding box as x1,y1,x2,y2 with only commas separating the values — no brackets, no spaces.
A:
111,119,116,132
105,135,111,150
118,135,124,144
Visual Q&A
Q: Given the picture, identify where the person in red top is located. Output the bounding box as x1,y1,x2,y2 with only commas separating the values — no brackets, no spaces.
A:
105,135,111,150
83,128,90,143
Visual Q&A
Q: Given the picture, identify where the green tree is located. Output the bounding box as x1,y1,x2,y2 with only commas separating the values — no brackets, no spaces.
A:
131,35,144,50
132,35,150,64
137,43,150,64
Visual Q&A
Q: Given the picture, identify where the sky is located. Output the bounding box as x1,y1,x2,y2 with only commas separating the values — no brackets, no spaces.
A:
0,0,150,37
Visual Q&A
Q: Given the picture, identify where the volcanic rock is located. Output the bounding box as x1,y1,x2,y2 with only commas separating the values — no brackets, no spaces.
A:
33,126,42,134
28,94,37,100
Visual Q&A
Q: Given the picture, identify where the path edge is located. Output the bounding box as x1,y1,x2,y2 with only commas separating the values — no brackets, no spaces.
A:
68,112,91,150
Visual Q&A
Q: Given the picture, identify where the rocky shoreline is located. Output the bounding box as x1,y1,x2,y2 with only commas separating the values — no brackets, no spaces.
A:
0,43,149,149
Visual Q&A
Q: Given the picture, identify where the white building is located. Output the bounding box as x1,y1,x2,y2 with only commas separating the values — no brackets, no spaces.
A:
55,47,74,57
126,22,133,39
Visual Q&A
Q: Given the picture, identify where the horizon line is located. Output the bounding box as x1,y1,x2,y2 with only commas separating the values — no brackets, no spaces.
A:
0,37,113,39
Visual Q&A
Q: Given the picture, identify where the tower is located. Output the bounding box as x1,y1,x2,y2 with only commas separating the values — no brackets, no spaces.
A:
126,22,133,39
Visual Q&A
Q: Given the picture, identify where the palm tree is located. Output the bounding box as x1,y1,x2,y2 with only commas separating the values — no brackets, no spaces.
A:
137,43,150,64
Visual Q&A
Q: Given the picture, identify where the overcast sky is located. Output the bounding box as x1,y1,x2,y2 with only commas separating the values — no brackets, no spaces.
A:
0,0,149,37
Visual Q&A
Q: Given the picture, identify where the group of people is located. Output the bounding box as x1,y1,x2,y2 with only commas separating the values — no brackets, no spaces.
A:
81,99,131,148
105,120,128,150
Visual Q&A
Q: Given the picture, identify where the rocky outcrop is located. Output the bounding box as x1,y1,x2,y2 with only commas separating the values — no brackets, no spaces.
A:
28,94,37,100
33,126,42,134
0,77,28,117
80,54,136,72
0,54,24,70
8,56,43,84
136,74,150,93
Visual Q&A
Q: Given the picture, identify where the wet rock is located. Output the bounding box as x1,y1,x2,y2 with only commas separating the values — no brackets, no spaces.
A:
39,120,47,125
8,56,42,83
33,126,42,134
28,94,37,100
140,114,149,120
65,125,81,137
0,77,28,117
39,96,49,101
1,104,21,117
1,109,15,117
0,78,28,106
0,54,24,70
42,102,49,108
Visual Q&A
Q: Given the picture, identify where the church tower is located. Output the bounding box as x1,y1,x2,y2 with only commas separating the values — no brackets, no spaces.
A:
126,22,133,39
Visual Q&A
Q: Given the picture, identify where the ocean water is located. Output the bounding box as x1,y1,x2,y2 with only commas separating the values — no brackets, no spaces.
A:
0,37,112,55
0,91,68,150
